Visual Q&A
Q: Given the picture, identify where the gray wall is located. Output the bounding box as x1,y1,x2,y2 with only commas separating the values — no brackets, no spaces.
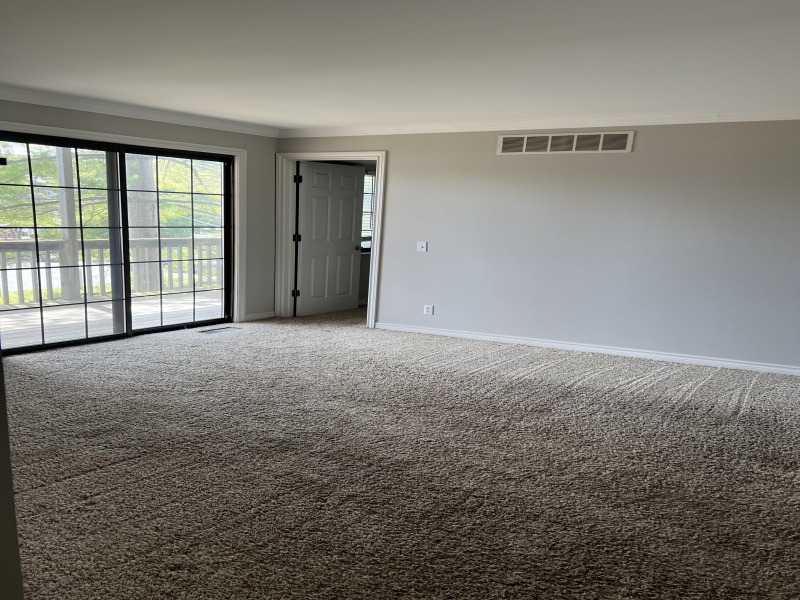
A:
0,99,277,318
280,122,800,368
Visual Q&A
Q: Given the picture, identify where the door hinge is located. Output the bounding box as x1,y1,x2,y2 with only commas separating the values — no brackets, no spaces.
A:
291,289,300,297
292,233,301,242
293,174,303,184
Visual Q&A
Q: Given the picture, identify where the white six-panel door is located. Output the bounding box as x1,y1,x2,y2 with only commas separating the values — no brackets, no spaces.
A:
296,162,365,316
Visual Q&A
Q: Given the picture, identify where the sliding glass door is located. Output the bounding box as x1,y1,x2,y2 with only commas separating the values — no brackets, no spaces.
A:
0,141,125,348
125,153,225,329
0,134,232,351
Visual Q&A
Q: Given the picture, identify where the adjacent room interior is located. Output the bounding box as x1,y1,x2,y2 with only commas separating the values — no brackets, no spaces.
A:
0,2,798,599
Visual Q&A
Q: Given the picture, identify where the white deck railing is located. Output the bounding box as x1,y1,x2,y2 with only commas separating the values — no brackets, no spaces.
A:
0,237,222,308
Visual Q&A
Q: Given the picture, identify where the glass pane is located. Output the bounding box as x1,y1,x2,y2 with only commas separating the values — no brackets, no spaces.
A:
43,304,86,343
37,230,83,267
193,194,222,227
195,289,223,321
0,269,39,309
162,261,193,294
194,259,223,290
160,226,192,240
0,186,35,227
194,228,222,259
160,235,191,261
77,149,111,189
33,187,80,227
82,244,112,267
81,228,116,266
0,241,36,270
159,193,192,226
131,295,161,329
29,145,78,187
0,142,31,186
85,264,122,302
126,154,157,191
0,308,42,349
82,227,110,241
36,227,70,241
193,160,222,194
162,292,194,325
80,189,111,227
158,157,191,193
129,228,160,263
127,191,158,227
86,301,124,338
39,266,85,306
130,262,161,296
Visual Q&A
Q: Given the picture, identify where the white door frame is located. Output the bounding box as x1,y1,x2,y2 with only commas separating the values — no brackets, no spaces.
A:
275,151,387,327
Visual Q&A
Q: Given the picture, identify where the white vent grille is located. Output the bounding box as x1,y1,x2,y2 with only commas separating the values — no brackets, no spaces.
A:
497,131,635,155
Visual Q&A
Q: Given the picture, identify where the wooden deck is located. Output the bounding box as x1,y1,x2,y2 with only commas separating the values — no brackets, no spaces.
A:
0,292,223,349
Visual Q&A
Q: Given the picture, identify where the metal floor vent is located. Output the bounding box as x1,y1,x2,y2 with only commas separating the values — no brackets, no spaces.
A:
198,326,241,334
498,131,634,155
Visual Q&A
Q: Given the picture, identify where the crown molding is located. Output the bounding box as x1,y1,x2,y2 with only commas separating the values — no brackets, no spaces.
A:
277,108,800,138
0,85,280,138
2,85,798,139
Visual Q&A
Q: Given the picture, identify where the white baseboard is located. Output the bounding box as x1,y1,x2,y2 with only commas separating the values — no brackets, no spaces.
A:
243,312,276,322
374,323,800,377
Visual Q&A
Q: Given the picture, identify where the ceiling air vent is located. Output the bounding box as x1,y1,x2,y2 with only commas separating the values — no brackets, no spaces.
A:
497,131,634,155
501,136,526,153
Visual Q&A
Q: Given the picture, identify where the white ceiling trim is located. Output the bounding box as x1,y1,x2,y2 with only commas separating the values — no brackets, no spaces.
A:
278,108,800,138
2,84,799,140
0,85,280,138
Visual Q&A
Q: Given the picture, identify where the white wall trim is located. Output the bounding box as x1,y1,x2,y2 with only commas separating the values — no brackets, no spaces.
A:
0,85,279,137
4,85,798,140
243,312,276,321
275,151,387,328
277,108,800,138
0,120,249,323
375,323,800,377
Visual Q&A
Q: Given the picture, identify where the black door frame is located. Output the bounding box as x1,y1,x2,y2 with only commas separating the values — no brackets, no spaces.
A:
0,130,234,354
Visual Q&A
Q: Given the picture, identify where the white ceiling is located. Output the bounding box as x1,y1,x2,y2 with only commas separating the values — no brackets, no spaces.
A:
1,0,799,137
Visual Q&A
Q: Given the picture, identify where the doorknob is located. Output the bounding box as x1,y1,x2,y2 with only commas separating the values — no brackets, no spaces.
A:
355,245,362,251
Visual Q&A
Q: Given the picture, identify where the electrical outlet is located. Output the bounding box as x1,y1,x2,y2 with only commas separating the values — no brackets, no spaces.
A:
423,305,434,315
416,241,428,252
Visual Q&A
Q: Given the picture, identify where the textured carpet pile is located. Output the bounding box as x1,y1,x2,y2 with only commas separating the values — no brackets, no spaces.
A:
4,309,799,599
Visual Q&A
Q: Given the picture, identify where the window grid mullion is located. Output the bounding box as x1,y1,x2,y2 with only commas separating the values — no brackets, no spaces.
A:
25,144,45,345
74,149,90,341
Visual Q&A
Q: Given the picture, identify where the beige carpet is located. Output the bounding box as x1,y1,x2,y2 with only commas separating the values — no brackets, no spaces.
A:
4,309,799,599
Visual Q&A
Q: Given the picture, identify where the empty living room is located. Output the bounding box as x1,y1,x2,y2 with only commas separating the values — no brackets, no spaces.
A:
0,1,798,599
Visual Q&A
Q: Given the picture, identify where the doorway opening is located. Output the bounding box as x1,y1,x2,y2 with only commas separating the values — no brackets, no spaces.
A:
275,152,386,328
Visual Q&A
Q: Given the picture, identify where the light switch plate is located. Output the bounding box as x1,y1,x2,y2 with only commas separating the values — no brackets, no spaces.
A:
417,241,428,252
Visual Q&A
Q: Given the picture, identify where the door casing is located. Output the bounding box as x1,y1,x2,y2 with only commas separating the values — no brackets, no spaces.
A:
275,151,387,327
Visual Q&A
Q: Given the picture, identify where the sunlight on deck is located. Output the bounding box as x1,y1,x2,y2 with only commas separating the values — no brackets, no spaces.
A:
0,292,222,349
